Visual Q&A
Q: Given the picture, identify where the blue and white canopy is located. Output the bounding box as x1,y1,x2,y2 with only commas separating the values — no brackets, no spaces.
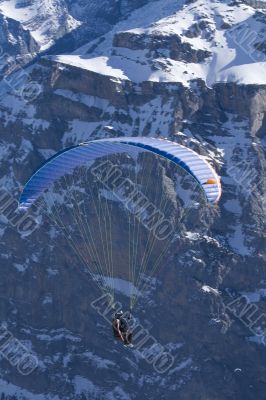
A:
20,137,221,208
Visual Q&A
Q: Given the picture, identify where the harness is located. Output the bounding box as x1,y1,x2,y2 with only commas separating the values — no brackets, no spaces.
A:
112,317,128,336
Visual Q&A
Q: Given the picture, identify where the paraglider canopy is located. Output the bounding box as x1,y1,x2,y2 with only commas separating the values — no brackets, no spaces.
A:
20,137,221,209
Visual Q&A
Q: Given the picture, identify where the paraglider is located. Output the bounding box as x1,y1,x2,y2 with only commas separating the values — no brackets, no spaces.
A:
19,137,222,324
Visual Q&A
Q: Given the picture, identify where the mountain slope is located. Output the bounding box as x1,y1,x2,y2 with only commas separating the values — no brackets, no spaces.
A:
54,0,266,86
0,0,81,50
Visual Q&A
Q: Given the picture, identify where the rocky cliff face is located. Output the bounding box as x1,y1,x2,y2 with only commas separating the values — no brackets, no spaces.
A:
0,0,81,52
33,59,266,138
0,0,265,399
112,31,211,62
0,13,40,74
244,0,266,9
0,0,157,58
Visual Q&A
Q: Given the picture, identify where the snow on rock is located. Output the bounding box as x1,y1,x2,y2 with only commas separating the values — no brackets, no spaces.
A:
201,285,221,296
15,138,33,162
241,288,266,303
247,335,266,345
13,262,28,272
54,0,266,87
81,351,116,369
36,328,81,342
73,376,100,397
0,0,81,50
93,275,141,297
168,357,193,375
0,378,60,400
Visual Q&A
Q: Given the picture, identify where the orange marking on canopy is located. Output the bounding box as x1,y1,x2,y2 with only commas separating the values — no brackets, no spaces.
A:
206,178,217,184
